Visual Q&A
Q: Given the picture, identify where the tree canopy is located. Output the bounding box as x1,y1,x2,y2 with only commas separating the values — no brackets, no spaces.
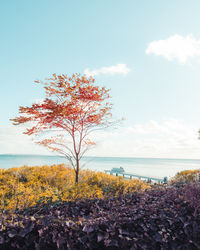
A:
12,73,113,182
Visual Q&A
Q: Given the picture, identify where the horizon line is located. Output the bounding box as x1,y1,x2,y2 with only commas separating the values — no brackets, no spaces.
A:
1,153,200,161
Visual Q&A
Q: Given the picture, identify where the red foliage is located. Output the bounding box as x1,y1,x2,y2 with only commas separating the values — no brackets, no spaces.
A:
11,73,113,182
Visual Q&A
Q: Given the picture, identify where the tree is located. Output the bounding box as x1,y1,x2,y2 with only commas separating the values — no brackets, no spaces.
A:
11,73,113,183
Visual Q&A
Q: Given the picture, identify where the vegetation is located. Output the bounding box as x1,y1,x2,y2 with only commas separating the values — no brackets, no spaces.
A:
11,74,115,183
0,165,149,211
1,183,200,249
1,166,200,248
170,169,199,184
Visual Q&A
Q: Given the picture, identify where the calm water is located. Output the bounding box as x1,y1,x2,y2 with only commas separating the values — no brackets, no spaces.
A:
0,154,200,179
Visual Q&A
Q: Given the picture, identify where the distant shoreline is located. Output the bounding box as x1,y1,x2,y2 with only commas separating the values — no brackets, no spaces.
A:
1,154,200,161
1,154,200,178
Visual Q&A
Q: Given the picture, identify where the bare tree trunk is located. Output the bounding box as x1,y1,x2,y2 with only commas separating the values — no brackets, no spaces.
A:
75,157,79,183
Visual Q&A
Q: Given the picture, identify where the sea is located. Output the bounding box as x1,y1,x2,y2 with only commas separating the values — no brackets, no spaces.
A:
0,154,200,179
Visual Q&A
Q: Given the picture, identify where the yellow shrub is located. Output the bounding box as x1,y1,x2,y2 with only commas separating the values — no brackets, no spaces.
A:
170,170,199,184
0,165,150,211
62,183,103,201
80,170,150,195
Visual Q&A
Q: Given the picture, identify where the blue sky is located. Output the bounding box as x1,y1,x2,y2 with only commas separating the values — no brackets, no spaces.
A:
1,0,200,158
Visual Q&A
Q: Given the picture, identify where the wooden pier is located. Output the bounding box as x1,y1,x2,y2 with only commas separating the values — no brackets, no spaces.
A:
104,167,168,184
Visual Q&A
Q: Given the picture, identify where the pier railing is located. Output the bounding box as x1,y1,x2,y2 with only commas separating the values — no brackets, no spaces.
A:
104,167,168,184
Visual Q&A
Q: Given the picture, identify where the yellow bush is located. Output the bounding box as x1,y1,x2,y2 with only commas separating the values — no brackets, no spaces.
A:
0,165,150,211
81,170,149,195
62,183,103,201
170,170,199,184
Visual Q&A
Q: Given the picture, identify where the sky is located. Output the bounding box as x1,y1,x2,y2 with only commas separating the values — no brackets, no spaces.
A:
1,0,200,159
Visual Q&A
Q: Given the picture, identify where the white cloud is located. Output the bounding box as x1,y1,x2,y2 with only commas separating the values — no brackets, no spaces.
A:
1,119,200,160
84,64,131,76
33,98,45,105
89,119,200,159
146,34,200,63
0,126,50,155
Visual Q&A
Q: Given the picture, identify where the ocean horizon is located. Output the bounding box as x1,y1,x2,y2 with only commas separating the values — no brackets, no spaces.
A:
1,154,200,179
